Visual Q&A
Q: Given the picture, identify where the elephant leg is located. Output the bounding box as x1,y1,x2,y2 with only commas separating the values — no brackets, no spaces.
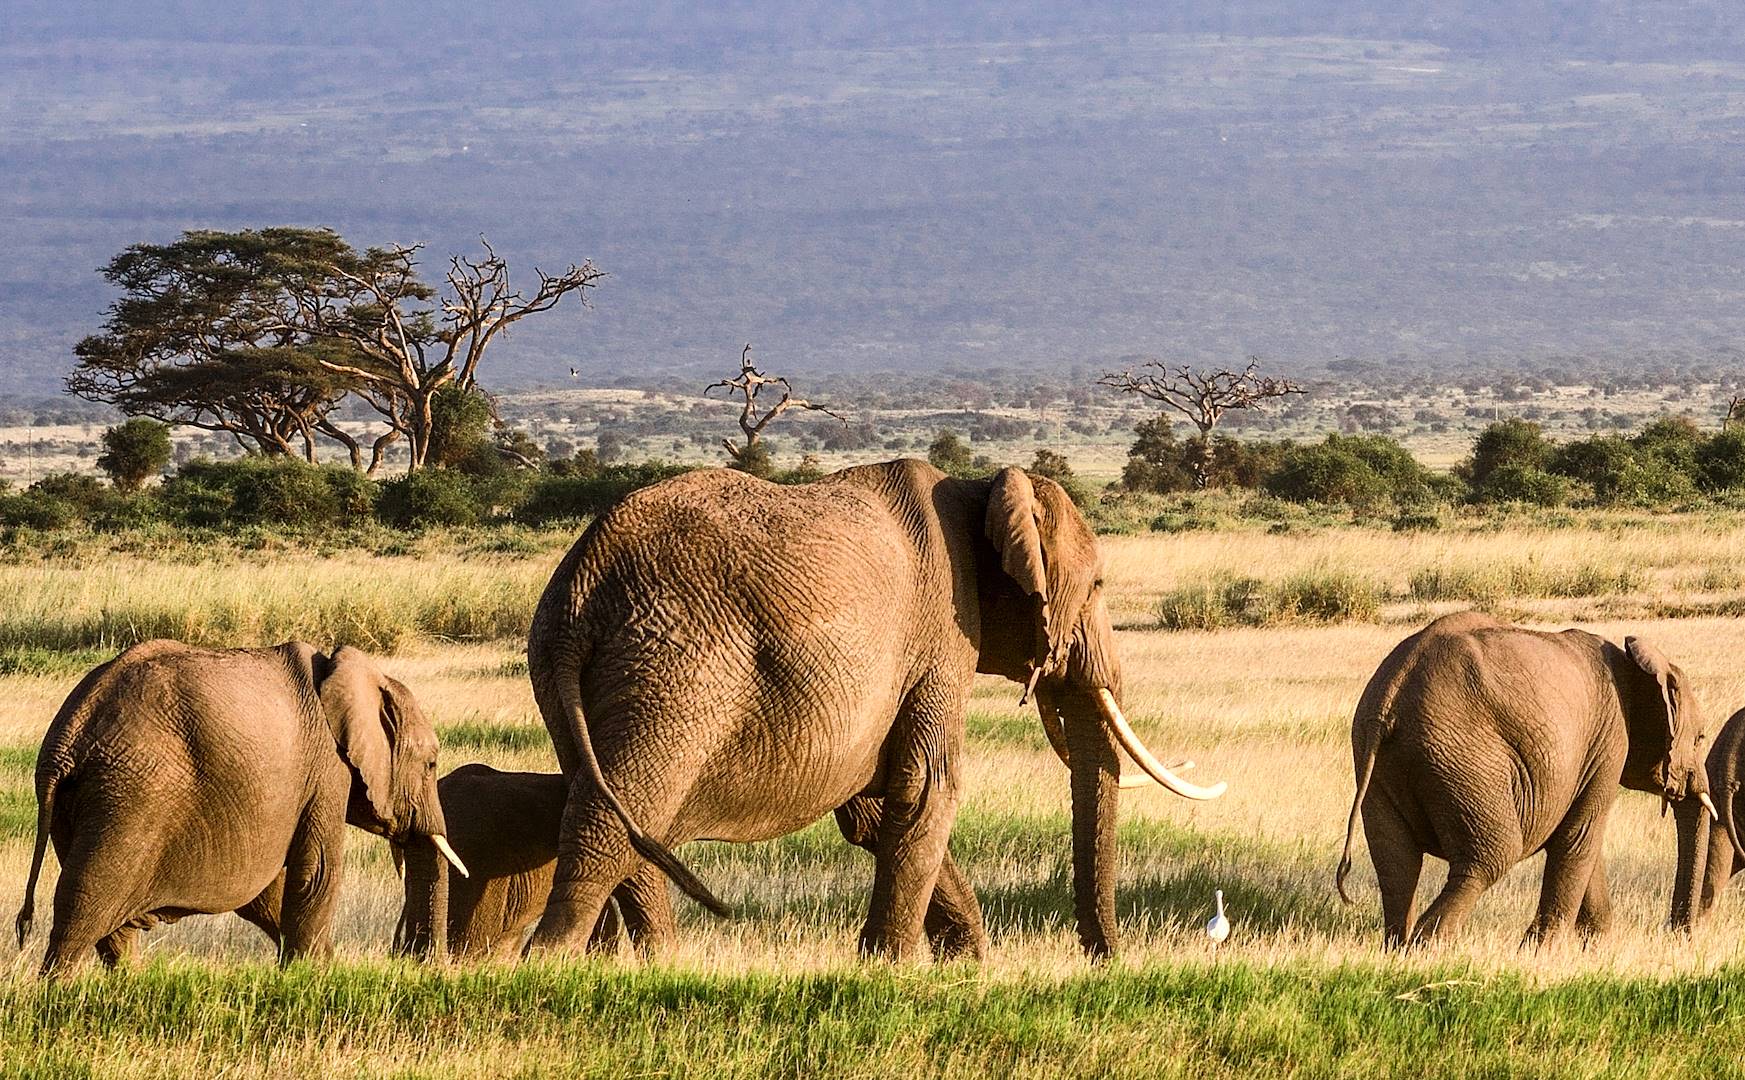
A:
835,796,986,961
277,814,345,963
1360,800,1423,948
1527,801,1612,947
235,871,286,948
1697,824,1740,923
40,838,150,977
94,926,139,969
1574,855,1612,940
614,864,676,955
1409,860,1503,946
859,692,964,961
527,783,643,957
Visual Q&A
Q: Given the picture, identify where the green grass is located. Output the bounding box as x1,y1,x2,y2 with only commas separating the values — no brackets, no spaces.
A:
435,721,556,758
3,960,1744,1077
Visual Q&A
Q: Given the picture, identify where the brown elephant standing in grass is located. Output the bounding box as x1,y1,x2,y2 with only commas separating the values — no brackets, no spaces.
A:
525,460,1225,961
1337,612,1715,947
15,640,467,975
1669,706,1745,929
396,765,987,960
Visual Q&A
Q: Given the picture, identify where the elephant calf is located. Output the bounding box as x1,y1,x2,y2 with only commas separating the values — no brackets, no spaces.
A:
1670,706,1745,930
396,765,988,960
1336,612,1715,947
15,640,467,975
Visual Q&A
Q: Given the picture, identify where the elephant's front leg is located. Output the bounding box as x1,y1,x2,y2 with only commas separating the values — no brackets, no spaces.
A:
835,796,986,960
277,813,346,963
860,694,964,961
1574,854,1612,940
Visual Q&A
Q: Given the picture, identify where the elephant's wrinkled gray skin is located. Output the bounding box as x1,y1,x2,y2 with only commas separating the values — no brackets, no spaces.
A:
1337,612,1712,947
15,640,459,975
525,460,1222,961
397,766,986,961
1670,707,1745,930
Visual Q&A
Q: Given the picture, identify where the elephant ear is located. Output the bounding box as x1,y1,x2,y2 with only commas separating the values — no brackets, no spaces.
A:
1626,635,1679,740
986,468,1102,682
986,467,1052,674
318,645,396,825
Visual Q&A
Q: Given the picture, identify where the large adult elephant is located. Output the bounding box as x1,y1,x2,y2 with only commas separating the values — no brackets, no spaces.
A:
1670,706,1745,929
525,460,1225,960
14,640,466,974
1336,612,1715,947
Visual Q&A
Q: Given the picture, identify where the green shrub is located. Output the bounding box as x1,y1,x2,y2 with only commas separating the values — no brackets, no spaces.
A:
1263,435,1429,510
1547,435,1697,507
159,458,378,528
1156,571,1382,630
376,470,481,528
1697,428,1745,491
96,418,172,492
1464,419,1550,492
517,462,694,525
1407,560,1642,602
1472,463,1568,506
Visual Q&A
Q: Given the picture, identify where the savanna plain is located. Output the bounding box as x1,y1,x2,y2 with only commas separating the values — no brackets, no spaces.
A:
6,516,1745,1077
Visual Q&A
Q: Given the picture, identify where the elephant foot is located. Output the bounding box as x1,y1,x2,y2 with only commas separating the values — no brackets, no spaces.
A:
928,926,986,963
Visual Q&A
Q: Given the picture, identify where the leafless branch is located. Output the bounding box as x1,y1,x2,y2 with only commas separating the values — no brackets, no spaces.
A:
705,345,846,465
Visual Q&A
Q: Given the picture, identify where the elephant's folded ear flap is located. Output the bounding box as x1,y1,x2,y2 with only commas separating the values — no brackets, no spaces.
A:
986,467,1052,670
1626,636,1678,736
318,645,395,825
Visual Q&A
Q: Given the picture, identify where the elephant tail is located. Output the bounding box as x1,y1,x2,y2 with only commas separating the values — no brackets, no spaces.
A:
556,652,731,919
1336,722,1384,905
15,769,59,949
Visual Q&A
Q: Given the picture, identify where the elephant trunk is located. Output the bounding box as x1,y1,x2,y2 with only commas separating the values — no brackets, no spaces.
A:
1059,686,1121,958
1670,794,1712,932
398,840,450,960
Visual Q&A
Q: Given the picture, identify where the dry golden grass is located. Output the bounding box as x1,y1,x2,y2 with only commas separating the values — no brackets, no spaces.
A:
3,529,1745,1075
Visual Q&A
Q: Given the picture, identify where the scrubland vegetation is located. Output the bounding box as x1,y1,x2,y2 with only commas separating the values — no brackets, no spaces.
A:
5,514,1745,1075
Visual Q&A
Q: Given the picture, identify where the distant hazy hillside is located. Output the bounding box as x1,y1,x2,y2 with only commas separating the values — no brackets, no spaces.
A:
5,2,1745,394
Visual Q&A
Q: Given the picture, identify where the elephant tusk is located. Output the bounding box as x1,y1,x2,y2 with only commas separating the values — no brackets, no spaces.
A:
432,834,470,878
1095,689,1227,801
1039,708,1073,770
1118,759,1193,790
391,844,405,879
1700,790,1721,822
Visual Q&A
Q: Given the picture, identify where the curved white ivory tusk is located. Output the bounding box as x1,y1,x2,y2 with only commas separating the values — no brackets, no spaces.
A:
1699,790,1720,822
1118,760,1193,789
1096,689,1227,801
391,844,405,879
432,834,470,878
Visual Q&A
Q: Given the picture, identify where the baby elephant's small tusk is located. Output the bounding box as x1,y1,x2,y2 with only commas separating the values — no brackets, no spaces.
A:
1699,790,1721,823
432,834,470,878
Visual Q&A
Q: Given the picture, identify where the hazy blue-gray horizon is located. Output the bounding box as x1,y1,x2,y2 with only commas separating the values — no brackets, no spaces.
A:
5,1,1745,396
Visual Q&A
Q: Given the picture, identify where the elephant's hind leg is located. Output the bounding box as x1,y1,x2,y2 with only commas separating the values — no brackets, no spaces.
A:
614,863,676,955
1574,855,1612,941
1409,859,1505,946
1360,800,1423,948
527,786,644,957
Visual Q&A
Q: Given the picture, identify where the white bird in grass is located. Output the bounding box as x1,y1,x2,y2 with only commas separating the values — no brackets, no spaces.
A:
1206,890,1230,944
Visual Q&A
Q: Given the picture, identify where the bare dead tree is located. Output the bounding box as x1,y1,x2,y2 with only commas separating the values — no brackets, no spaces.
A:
297,236,604,470
705,345,845,474
1725,395,1745,430
1099,358,1304,487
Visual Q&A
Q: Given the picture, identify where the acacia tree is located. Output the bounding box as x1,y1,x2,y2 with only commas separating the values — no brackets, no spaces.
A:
67,231,375,464
1099,359,1303,487
705,345,844,476
69,228,602,473
291,236,604,470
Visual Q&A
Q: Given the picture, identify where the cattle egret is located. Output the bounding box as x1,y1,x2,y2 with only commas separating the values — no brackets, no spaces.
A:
1206,889,1230,944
